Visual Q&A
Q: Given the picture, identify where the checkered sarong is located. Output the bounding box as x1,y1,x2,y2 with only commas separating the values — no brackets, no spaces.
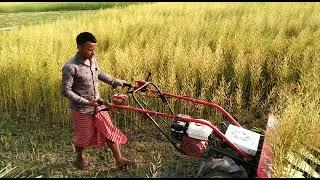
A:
71,107,127,149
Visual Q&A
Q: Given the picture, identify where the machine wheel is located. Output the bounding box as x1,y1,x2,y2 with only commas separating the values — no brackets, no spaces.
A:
196,156,248,178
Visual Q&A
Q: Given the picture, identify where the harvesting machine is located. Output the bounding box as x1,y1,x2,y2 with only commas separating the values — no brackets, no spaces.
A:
96,73,275,178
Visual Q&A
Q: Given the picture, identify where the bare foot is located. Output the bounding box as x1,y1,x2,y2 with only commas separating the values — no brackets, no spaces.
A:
76,155,92,170
116,158,136,168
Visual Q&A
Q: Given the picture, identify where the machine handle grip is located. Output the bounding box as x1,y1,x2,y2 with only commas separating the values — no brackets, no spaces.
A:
123,82,133,88
96,99,113,112
97,99,106,106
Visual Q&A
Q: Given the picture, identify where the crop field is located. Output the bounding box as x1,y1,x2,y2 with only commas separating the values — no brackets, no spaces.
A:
0,2,320,178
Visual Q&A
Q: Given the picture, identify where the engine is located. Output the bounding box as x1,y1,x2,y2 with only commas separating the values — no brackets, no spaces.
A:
180,135,208,158
171,115,213,158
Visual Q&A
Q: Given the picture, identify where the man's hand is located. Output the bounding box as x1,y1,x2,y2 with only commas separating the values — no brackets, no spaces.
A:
88,100,99,107
118,79,127,87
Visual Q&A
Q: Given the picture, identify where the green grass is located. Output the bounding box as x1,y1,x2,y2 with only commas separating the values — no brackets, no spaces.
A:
0,2,141,30
0,112,201,178
0,11,96,30
0,2,319,178
0,2,138,13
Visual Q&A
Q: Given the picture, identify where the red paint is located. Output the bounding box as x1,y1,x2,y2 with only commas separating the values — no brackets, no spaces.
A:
256,116,276,178
112,93,128,105
181,135,208,158
147,88,241,127
110,103,251,160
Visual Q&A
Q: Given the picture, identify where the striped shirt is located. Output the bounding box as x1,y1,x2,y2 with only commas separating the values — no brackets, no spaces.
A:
62,53,123,114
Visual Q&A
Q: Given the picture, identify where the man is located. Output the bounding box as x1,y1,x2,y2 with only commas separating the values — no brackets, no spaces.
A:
62,32,135,170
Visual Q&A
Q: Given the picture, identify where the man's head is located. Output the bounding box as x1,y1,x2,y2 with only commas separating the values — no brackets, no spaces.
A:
76,32,97,60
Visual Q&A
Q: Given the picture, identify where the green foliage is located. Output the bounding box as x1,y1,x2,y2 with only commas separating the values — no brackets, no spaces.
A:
0,2,137,13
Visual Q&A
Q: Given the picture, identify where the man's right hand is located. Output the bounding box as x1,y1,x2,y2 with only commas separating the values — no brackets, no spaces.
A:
88,100,99,107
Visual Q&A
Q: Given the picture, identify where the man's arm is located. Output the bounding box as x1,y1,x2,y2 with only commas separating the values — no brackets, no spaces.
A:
61,65,90,105
98,70,126,88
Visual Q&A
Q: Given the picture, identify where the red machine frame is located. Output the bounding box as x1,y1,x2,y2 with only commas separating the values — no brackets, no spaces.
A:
98,77,269,177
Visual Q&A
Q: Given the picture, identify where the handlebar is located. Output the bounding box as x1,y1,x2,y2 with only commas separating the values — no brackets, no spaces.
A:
97,98,106,106
123,82,132,88
120,73,151,93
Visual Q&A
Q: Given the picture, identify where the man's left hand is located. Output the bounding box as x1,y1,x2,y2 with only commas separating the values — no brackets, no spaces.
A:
118,79,127,87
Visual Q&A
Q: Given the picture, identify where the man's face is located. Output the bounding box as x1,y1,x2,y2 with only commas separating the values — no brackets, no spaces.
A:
77,41,97,60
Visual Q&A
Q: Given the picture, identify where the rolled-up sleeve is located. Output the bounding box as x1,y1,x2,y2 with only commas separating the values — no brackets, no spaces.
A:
62,65,90,105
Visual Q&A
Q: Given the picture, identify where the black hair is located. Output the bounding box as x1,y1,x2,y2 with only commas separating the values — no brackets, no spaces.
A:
76,32,97,45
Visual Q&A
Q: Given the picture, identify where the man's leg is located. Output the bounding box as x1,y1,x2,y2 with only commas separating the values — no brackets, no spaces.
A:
106,140,135,167
75,145,91,169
